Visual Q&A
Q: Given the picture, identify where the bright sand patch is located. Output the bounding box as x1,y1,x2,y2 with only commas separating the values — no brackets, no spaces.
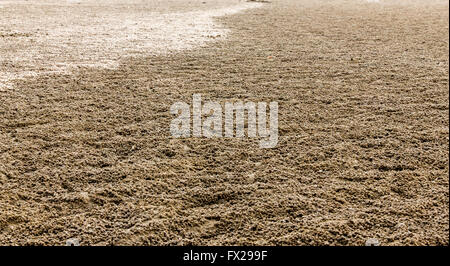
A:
0,0,262,87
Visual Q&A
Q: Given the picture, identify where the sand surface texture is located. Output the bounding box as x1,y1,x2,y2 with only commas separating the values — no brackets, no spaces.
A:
0,0,448,245
0,0,261,88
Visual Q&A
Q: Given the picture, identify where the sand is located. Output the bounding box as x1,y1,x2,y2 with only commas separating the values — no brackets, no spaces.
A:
0,0,261,88
0,0,448,246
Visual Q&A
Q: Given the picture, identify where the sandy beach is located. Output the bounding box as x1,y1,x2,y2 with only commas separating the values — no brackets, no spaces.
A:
0,0,448,245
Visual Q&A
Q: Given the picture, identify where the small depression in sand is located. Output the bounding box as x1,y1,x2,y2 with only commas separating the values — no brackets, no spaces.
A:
0,0,262,88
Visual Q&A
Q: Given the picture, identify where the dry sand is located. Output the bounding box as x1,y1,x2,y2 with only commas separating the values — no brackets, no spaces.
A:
0,0,261,88
0,0,448,245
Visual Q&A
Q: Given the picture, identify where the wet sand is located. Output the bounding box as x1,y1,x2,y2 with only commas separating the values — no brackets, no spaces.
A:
0,0,448,245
